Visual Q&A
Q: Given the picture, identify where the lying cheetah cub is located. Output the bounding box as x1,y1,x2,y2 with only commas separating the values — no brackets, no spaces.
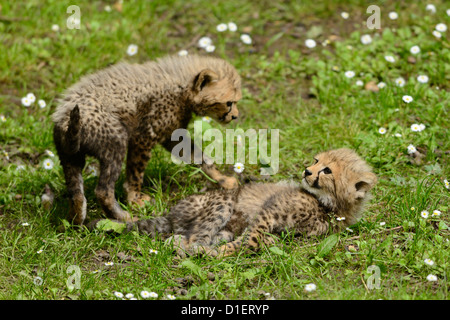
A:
124,148,377,257
52,54,241,225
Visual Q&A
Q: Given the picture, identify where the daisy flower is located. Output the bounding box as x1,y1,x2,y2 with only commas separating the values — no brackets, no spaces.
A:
425,4,436,14
336,217,346,221
167,294,176,300
377,82,386,89
395,77,405,87
394,133,402,137
178,49,188,56
104,261,114,266
420,210,429,219
92,270,100,274
22,222,30,227
411,207,416,211
216,23,227,32
227,22,237,32
447,9,450,16
345,227,354,233
21,96,32,107
43,158,54,170
51,24,60,32
149,249,158,254
104,5,112,12
432,210,441,217
305,39,316,48
344,71,355,78
45,150,55,157
38,99,46,108
148,292,158,298
355,80,364,86
426,274,437,282
432,30,442,38
332,66,340,72
360,34,372,45
114,291,124,298
444,179,449,189
418,124,425,131
125,293,134,299
304,283,317,292
37,249,43,254
140,290,150,298
410,45,420,55
402,95,413,103
407,144,417,154
385,55,395,63
126,44,138,56
378,127,387,134
0,115,6,122
198,37,212,48
417,75,429,83
435,23,447,33
341,12,349,19
205,45,215,53
388,12,398,20
379,222,386,226
234,162,244,173
202,116,212,123
424,259,434,266
411,124,421,132
240,34,252,45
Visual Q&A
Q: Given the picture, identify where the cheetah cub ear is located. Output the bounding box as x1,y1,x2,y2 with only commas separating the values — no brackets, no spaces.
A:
193,69,219,93
354,172,377,200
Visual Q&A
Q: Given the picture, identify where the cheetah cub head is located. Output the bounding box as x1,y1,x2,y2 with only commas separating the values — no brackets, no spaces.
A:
301,148,377,225
190,69,242,124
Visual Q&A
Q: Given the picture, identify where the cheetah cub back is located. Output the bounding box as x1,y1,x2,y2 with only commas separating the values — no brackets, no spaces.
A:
124,148,377,257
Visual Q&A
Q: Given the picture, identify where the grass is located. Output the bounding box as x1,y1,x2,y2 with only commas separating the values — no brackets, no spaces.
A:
0,0,449,300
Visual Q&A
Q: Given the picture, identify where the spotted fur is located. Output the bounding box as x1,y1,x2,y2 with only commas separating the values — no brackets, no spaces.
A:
123,148,377,257
52,54,242,225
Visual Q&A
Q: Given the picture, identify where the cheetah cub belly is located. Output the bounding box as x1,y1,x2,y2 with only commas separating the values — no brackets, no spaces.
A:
52,54,242,225
125,148,377,257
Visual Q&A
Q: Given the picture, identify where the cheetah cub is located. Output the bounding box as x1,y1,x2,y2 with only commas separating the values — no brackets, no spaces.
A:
52,54,241,225
125,148,377,257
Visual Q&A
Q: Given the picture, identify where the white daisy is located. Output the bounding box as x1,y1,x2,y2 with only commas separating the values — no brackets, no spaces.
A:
388,12,398,20
394,133,402,137
445,179,450,189
402,95,413,103
304,283,317,292
410,45,420,55
202,116,212,123
355,80,364,86
234,162,244,174
38,99,46,108
432,210,441,217
424,259,434,266
198,36,212,48
126,44,138,56
395,77,405,87
341,12,349,19
51,24,60,32
385,55,395,63
140,290,151,298
360,34,372,45
45,150,55,157
377,82,386,89
178,50,188,56
216,23,228,32
149,249,158,254
411,124,421,132
205,44,215,53
426,274,437,282
148,292,158,298
104,5,112,12
407,144,417,154
418,124,426,131
305,39,316,48
0,115,6,122
114,291,124,298
22,222,30,227
227,22,237,32
435,23,447,32
167,294,176,300
21,96,32,107
345,227,354,233
417,75,429,83
240,34,252,45
344,71,355,78
420,210,429,219
379,222,386,226
378,127,387,134
447,9,450,16
43,158,54,170
432,30,442,38
425,4,436,13
125,293,134,299
336,217,346,221
104,261,114,266
37,249,43,254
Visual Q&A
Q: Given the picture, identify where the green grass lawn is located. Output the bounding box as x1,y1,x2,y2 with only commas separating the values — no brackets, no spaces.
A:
0,0,449,300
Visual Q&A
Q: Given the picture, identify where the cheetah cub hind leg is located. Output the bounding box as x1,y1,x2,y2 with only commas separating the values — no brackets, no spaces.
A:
165,235,220,257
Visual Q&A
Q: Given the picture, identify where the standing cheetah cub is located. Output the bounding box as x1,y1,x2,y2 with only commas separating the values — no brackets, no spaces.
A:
52,54,242,225
124,148,377,256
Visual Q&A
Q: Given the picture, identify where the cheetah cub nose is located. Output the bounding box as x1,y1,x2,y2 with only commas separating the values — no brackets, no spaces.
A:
304,169,312,177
